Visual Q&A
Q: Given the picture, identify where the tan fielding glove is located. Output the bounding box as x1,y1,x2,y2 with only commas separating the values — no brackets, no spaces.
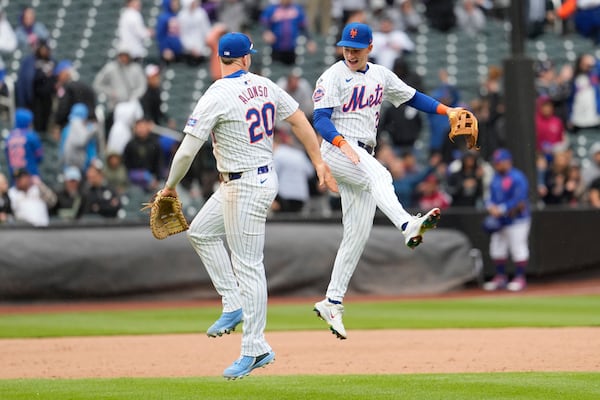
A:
142,193,189,240
448,109,480,150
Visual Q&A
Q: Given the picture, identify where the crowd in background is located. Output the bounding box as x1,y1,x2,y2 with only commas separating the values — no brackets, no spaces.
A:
1,0,600,227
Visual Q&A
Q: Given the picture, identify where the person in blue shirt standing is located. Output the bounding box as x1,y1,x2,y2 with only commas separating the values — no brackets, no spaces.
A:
483,149,531,292
5,108,43,182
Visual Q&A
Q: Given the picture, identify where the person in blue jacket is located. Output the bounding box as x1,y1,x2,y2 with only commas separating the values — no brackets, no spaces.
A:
4,108,43,183
156,0,184,64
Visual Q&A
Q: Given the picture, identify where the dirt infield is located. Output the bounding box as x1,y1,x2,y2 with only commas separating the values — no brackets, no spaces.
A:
1,278,599,379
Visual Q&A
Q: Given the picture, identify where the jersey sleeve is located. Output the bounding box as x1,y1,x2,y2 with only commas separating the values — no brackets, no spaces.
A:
183,86,222,141
312,67,342,110
383,68,416,107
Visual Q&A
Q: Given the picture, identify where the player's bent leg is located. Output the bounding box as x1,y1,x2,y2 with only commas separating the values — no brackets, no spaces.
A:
402,208,441,249
313,298,347,339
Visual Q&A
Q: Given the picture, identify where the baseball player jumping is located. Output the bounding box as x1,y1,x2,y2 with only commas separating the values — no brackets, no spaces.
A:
312,22,464,340
159,32,337,379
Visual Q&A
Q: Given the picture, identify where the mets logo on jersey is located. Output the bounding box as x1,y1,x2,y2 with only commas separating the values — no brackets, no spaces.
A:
312,86,325,102
350,28,358,38
186,117,198,128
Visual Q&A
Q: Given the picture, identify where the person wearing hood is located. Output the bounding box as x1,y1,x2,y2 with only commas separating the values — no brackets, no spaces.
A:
5,108,43,182
53,60,97,129
15,40,56,135
60,103,100,173
156,0,184,63
535,95,566,157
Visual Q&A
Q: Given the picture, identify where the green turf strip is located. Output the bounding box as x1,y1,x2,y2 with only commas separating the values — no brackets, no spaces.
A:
0,295,598,338
0,373,598,400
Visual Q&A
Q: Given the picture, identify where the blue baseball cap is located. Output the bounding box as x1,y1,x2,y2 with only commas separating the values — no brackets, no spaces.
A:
337,22,373,49
218,32,257,58
493,148,512,163
54,60,72,76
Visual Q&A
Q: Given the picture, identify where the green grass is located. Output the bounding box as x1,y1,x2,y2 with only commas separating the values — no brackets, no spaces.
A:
0,373,599,400
0,295,598,338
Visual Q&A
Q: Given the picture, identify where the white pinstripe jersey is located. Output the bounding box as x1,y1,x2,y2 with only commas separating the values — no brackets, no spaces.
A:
312,61,416,146
183,71,299,173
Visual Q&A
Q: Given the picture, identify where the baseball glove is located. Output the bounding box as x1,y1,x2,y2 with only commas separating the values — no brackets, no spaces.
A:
141,193,189,240
448,109,480,150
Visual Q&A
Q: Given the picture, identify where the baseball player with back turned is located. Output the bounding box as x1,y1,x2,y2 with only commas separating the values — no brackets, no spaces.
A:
159,32,338,379
312,22,464,340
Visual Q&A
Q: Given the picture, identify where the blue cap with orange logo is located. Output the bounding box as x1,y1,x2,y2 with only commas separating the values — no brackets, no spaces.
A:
337,22,373,49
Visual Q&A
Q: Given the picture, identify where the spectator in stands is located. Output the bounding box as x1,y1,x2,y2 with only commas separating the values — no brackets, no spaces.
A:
446,151,484,207
424,0,457,33
582,141,600,190
0,8,17,73
417,174,452,209
15,40,56,135
534,59,573,126
272,129,314,213
416,173,452,210
106,99,144,156
556,0,600,44
0,172,13,224
482,149,530,292
82,159,121,218
8,168,56,227
276,69,314,121
15,6,49,54
454,0,486,37
566,53,600,132
83,159,121,218
392,152,442,207
59,103,101,173
51,165,86,220
156,0,184,64
378,59,424,155
217,0,248,32
178,0,212,65
476,65,506,160
542,147,576,205
260,0,316,66
306,0,332,35
535,95,567,157
388,0,422,33
370,15,415,71
201,0,220,22
526,0,553,39
139,64,173,128
587,175,600,207
93,46,146,134
117,0,153,62
123,117,163,192
104,151,129,195
340,0,368,27
53,60,98,130
5,108,43,181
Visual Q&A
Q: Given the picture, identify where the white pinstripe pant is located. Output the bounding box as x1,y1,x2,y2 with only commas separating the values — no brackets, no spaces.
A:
321,140,413,302
187,168,278,357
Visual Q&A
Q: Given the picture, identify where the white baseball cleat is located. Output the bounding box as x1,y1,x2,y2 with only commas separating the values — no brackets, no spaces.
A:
483,274,508,291
402,208,441,249
313,299,347,340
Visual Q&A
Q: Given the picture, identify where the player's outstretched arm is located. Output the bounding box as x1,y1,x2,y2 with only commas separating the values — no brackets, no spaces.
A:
285,109,339,193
